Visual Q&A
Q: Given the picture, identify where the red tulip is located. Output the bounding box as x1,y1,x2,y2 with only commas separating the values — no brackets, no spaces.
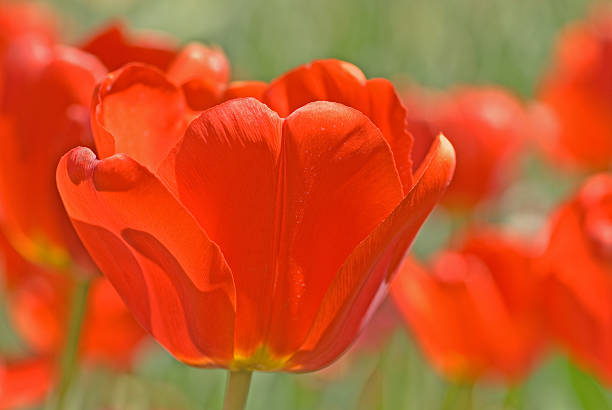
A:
1,233,146,370
539,173,612,384
537,6,612,171
0,358,54,410
0,35,106,268
0,2,56,52
57,59,455,371
404,86,528,212
391,229,545,382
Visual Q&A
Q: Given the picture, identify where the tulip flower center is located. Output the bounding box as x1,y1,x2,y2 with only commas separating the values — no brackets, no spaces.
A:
230,346,290,372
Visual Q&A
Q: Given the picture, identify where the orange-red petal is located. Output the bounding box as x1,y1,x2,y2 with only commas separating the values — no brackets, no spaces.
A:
0,38,105,267
158,98,283,358
289,135,455,371
265,101,404,357
222,81,268,102
91,63,191,170
0,358,54,409
81,22,177,72
56,148,236,366
167,42,229,87
262,59,414,189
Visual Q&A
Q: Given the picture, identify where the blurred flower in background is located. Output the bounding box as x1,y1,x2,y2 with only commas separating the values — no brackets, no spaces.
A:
0,33,104,269
404,86,529,214
539,173,612,385
391,229,546,383
0,358,54,409
537,5,612,172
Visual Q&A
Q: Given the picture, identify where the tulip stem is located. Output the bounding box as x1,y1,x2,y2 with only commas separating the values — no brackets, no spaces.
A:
440,382,474,410
53,276,90,410
222,371,253,410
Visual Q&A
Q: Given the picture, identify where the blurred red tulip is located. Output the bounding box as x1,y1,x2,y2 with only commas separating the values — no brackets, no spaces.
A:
537,6,612,171
0,358,54,410
539,173,612,384
391,229,545,382
404,87,530,212
432,88,527,211
0,35,105,269
0,2,56,52
1,233,146,370
57,59,455,371
404,86,528,212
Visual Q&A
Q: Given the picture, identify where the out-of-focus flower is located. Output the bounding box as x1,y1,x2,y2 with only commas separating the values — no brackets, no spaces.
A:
391,229,545,382
0,2,56,52
80,22,178,73
57,59,456,371
0,35,105,269
1,233,146,370
539,173,612,384
403,86,528,213
537,6,612,171
0,358,54,410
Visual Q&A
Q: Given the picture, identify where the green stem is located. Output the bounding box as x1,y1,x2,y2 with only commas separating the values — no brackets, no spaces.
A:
53,276,91,410
503,385,523,410
440,382,474,410
222,371,253,410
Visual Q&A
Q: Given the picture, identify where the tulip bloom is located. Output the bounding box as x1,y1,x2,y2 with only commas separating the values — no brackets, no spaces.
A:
391,229,545,382
0,34,106,268
1,233,146,369
0,358,54,409
539,174,612,384
0,2,56,52
404,86,527,212
537,7,612,171
57,59,455,371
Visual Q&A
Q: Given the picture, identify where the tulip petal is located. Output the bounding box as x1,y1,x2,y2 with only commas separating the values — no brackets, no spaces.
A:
167,43,231,111
0,38,105,267
91,63,191,170
265,101,404,357
263,59,414,189
0,358,54,409
57,148,236,366
81,23,177,72
223,81,268,101
365,78,414,191
158,98,283,358
289,134,455,371
167,42,229,86
263,59,368,117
